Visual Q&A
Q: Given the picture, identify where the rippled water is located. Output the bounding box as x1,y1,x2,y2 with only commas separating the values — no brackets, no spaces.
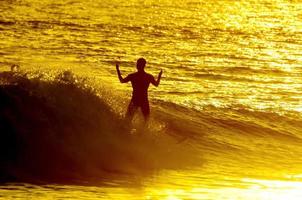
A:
1,0,302,199
1,0,302,112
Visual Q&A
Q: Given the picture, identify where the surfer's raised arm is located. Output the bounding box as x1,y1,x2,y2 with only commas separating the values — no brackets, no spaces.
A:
116,62,130,83
151,69,163,87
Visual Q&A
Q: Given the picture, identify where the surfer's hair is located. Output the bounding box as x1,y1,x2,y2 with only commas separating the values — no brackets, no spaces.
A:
137,58,146,69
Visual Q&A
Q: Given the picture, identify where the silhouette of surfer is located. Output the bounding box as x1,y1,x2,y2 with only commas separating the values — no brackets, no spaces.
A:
116,58,162,122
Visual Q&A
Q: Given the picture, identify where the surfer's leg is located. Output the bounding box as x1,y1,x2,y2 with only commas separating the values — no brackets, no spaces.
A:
125,101,137,122
141,102,150,122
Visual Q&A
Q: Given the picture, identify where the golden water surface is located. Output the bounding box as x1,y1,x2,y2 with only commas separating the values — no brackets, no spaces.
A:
1,0,302,199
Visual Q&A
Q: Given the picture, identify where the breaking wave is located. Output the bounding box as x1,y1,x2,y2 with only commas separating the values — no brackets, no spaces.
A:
0,70,201,183
0,70,301,183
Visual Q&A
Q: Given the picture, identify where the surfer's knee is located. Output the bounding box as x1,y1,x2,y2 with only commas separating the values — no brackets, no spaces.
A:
125,109,134,120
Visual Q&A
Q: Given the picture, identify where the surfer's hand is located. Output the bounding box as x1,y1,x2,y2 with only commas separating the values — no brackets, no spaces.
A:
159,69,163,76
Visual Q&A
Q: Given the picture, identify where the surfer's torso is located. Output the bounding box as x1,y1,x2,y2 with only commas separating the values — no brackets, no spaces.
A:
127,71,154,105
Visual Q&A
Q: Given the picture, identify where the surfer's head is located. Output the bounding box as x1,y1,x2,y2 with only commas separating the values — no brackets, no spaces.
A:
136,58,146,72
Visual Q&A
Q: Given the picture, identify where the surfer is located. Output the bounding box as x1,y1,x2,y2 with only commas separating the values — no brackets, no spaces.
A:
116,58,162,122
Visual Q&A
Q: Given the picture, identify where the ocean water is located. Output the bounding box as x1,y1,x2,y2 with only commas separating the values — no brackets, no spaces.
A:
1,0,302,199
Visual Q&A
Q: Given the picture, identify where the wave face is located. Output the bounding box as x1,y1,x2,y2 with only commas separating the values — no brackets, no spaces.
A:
1,71,302,183
0,71,202,183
